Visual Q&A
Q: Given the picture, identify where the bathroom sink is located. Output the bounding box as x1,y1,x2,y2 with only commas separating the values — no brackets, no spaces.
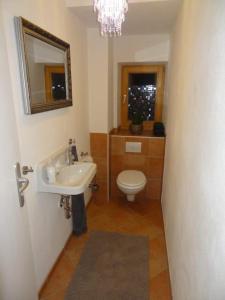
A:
57,163,96,186
37,148,97,195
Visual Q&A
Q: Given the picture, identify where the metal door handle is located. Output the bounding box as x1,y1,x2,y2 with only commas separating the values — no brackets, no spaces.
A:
18,177,29,193
123,94,127,104
22,166,33,175
14,162,30,207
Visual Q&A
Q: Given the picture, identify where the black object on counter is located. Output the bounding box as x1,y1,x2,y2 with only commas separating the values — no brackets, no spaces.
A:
71,193,87,236
153,122,165,137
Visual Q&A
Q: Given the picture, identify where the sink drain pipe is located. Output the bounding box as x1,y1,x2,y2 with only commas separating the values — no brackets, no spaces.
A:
60,195,71,219
60,180,99,219
89,182,99,192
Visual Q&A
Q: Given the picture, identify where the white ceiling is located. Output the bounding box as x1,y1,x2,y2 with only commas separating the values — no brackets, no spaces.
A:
66,0,182,35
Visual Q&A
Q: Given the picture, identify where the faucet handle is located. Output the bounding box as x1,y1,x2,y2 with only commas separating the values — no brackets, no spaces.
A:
80,151,88,157
69,138,76,145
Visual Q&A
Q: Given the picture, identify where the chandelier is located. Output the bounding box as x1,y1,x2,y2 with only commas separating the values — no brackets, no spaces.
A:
94,0,128,36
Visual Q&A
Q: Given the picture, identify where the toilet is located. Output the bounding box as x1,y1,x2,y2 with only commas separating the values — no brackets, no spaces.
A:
116,170,147,202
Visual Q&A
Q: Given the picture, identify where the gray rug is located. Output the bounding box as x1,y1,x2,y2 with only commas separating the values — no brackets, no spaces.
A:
65,231,149,300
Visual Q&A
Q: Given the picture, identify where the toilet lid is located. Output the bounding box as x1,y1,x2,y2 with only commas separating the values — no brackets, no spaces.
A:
117,170,146,187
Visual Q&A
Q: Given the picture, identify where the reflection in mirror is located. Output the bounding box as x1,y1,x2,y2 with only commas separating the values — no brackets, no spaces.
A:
45,65,66,101
15,17,72,114
24,34,67,104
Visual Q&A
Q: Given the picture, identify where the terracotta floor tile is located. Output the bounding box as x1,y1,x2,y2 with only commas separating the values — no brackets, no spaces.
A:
40,288,65,300
40,197,172,300
150,235,169,278
150,270,172,300
40,255,74,298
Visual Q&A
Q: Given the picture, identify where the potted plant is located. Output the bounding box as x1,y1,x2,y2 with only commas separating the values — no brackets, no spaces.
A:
129,111,144,135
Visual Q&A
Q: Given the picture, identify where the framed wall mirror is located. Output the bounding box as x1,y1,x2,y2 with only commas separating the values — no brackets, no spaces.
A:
15,17,73,114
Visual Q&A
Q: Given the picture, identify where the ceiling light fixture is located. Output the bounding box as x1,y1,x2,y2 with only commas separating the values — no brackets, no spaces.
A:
94,0,128,37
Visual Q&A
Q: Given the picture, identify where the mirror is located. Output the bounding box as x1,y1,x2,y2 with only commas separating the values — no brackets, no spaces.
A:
15,17,73,114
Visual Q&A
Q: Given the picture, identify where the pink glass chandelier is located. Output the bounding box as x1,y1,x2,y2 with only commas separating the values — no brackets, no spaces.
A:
94,0,128,36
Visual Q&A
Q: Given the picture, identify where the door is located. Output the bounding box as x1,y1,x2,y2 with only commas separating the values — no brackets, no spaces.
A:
0,14,37,300
120,64,165,130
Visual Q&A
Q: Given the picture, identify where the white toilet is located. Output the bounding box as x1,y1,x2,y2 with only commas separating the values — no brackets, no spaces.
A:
116,170,147,202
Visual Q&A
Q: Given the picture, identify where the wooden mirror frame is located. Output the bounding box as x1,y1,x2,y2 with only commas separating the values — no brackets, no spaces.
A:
15,17,73,114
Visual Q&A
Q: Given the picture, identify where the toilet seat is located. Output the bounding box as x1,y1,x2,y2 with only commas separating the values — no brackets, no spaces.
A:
117,170,146,188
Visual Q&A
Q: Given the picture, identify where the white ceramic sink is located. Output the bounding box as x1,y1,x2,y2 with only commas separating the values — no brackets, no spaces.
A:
37,148,97,195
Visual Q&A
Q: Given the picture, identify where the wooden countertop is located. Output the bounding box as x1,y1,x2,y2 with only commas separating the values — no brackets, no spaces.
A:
110,128,166,139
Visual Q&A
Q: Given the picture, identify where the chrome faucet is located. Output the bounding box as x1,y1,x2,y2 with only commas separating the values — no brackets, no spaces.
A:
67,138,78,165
67,139,73,165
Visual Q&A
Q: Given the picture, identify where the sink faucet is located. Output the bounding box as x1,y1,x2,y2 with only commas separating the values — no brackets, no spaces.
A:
67,138,78,165
67,139,73,165
80,151,88,158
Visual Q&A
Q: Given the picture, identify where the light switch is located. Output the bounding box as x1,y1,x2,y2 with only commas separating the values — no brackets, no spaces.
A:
125,142,142,153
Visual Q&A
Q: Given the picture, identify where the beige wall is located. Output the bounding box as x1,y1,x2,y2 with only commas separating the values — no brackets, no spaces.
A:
90,133,108,202
87,32,170,133
87,28,109,133
87,29,115,134
162,0,225,299
2,0,89,290
108,38,114,132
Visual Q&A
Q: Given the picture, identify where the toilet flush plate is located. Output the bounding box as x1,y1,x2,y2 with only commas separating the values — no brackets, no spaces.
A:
125,142,142,153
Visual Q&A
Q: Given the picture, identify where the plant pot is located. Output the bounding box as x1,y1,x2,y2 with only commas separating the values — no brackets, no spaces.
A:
129,123,143,135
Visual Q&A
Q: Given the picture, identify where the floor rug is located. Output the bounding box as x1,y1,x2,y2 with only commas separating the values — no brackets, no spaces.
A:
65,231,149,300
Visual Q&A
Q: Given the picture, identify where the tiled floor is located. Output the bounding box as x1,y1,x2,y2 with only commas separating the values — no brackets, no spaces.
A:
40,196,172,300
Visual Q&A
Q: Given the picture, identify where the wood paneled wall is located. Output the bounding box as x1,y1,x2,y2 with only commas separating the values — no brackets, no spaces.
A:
90,133,108,202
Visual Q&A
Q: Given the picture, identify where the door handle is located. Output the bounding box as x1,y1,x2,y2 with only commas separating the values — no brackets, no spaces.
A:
123,94,127,104
18,177,29,193
22,166,34,175
14,162,30,207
